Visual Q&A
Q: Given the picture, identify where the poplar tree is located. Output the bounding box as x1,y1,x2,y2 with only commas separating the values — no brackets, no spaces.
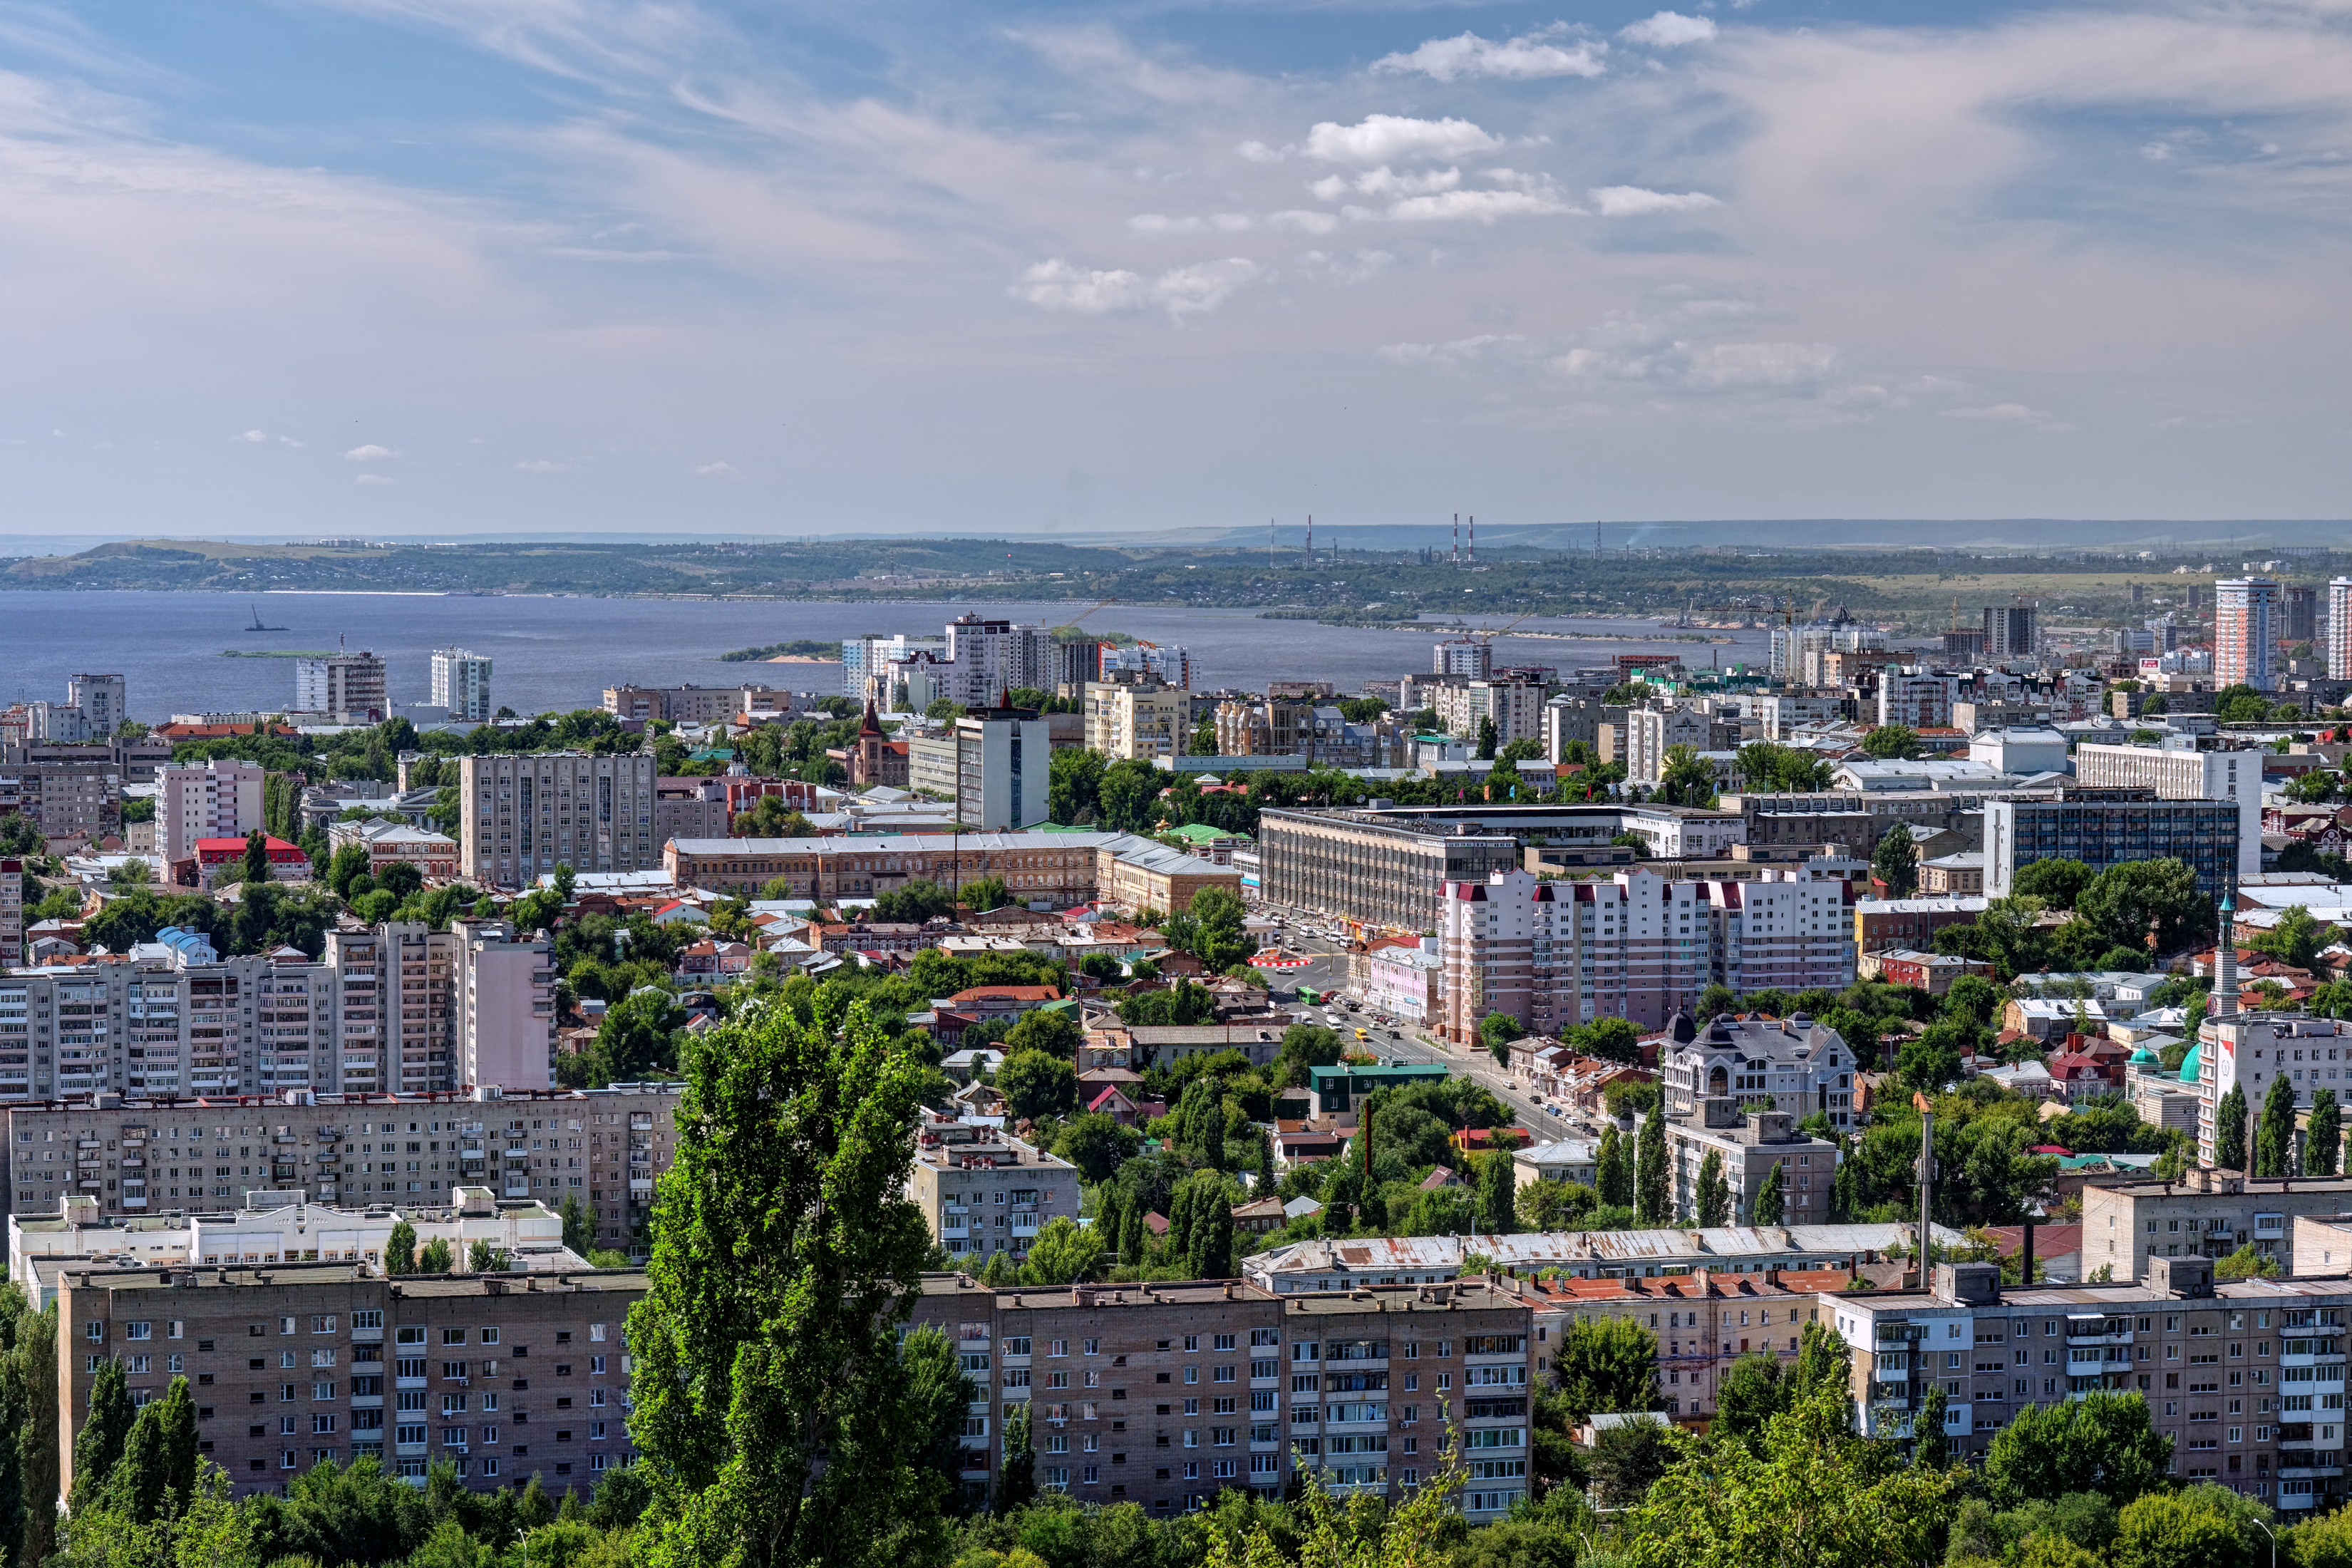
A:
1474,1152,1516,1234
629,998,947,1568
68,1359,133,1511
385,1218,418,1276
1914,1383,1949,1470
1597,1124,1632,1209
417,1237,454,1274
2311,1089,2343,1177
995,1399,1036,1517
1634,1111,1668,1226
2216,1084,2250,1172
1696,1150,1731,1228
108,1376,198,1524
1751,1161,1786,1226
2257,1076,2301,1177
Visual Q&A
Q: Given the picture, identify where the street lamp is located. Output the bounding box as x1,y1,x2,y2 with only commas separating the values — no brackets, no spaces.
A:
2251,1517,2274,1568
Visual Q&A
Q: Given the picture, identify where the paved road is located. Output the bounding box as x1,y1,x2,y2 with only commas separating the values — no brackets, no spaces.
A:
1264,924,1588,1143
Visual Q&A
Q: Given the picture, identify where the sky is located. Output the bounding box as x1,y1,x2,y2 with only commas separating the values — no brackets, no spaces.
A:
1,0,2350,541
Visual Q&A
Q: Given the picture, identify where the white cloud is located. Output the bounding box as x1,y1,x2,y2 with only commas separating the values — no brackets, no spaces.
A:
235,429,266,443
692,460,739,476
1304,115,1501,166
1942,402,2071,430
354,473,393,485
1373,29,1606,83
1588,185,1723,216
1349,166,1463,200
342,443,399,460
1013,257,1261,319
1375,334,1527,368
1619,12,1718,48
1373,187,1574,224
1237,140,1282,164
1128,212,1256,234
515,459,567,472
1265,209,1340,234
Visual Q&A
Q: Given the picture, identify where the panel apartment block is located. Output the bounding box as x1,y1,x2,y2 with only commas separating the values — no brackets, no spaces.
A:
0,759,121,840
56,1262,643,1500
459,753,659,889
908,1276,1532,1518
907,1135,1080,1263
5,1082,683,1254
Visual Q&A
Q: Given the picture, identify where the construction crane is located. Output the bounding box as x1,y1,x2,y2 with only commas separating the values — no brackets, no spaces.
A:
1047,597,1117,636
1474,609,1539,644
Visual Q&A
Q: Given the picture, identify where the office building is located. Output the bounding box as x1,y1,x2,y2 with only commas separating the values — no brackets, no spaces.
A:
1436,865,1855,1041
907,1133,1080,1261
1434,639,1493,679
907,708,1050,831
1084,683,1187,762
57,1259,644,1500
1981,605,2038,659
5,1083,683,1254
2073,743,2264,877
2214,578,2282,692
906,1273,1533,1517
458,753,659,889
1826,1257,2345,1510
1665,1105,1842,1223
1983,798,2242,899
1660,1011,1862,1132
0,758,121,841
430,649,494,725
159,758,267,865
292,654,388,722
2331,580,2352,681
1257,810,1520,933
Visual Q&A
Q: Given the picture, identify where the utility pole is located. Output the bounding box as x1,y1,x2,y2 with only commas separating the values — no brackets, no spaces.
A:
1914,1090,1936,1280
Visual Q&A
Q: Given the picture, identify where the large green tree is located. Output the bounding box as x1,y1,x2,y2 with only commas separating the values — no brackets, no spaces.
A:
2311,1088,2343,1177
385,1218,417,1275
2257,1075,2300,1177
2215,1083,2250,1172
68,1358,133,1511
1751,1160,1786,1225
1634,1111,1668,1226
899,1327,975,1518
106,1375,199,1524
1552,1316,1663,1423
995,1400,1036,1517
1872,827,1919,898
626,998,947,1568
1696,1150,1731,1228
0,1286,56,1567
1475,1152,1517,1234
1597,1123,1633,1209
1983,1391,2174,1508
2075,857,2209,957
994,1050,1077,1123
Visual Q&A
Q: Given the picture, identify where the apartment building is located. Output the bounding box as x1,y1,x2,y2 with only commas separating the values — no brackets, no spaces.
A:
2082,1170,2352,1284
159,759,267,865
1436,865,1854,1043
1085,683,1187,763
24,676,128,745
907,710,1050,831
1877,674,1958,730
1983,605,2039,659
1247,1224,1939,1292
842,633,949,706
56,1260,644,1500
1431,676,1549,752
458,753,660,889
907,1274,1533,1517
1664,1105,1842,1223
1624,708,1711,785
2330,580,2352,682
0,758,121,840
664,830,1240,912
1257,810,1520,933
1984,798,2242,899
2214,578,2281,692
2073,743,2265,877
1828,1257,2345,1512
292,654,388,723
0,858,19,970
429,649,493,725
597,684,793,725
1435,639,1492,679
5,1082,682,1254
907,1135,1080,1262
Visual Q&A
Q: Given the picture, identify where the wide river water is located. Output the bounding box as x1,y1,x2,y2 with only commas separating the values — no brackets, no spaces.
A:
0,592,1774,723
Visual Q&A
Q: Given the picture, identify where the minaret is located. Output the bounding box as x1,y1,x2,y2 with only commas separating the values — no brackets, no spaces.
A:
2213,882,2241,1018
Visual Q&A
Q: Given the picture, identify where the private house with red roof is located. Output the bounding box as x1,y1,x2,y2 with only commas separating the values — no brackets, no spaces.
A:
190,836,310,889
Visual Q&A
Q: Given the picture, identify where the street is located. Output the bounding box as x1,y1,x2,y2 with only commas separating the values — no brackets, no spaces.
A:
1267,924,1579,1143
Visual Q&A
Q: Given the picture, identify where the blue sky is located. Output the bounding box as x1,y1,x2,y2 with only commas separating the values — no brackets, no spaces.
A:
1,0,2349,539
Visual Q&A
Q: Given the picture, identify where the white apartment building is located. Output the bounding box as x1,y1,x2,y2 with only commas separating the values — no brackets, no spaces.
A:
458,751,660,888
2330,579,2352,682
1624,708,1711,784
1098,641,1193,690
1748,692,1847,740
1435,639,1493,679
843,633,948,706
942,615,1052,705
293,653,388,721
2073,741,2265,877
1433,676,1549,751
2214,577,2281,693
26,675,128,744
158,758,267,865
1615,805,1747,859
429,648,494,724
1084,682,1187,762
1876,673,1958,730
1435,865,1855,1043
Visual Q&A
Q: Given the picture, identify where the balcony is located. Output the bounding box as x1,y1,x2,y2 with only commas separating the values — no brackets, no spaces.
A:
2279,1465,2344,1480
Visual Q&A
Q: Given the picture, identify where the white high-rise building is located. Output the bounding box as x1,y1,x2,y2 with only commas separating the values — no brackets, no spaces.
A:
25,674,127,743
293,652,388,721
430,647,494,724
158,758,267,865
2328,579,2352,681
458,751,659,888
2214,577,2281,693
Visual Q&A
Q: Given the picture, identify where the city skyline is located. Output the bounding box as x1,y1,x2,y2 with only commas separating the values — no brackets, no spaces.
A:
0,0,2346,539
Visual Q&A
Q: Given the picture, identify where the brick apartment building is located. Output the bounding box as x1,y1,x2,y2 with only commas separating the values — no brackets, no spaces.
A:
909,1274,1533,1519
56,1261,644,1500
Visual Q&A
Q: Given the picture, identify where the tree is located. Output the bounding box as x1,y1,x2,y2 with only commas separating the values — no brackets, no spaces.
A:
1481,1011,1525,1068
2216,1082,2250,1172
1913,1382,1948,1470
899,1326,975,1518
239,828,273,885
1016,1217,1099,1287
1872,825,1919,898
996,1398,1036,1517
2076,857,2209,958
2313,1088,2343,1177
385,1218,417,1275
106,1374,199,1524
1863,723,1922,760
1579,1016,1644,1066
1697,982,1738,1019
1984,1391,2174,1508
559,1192,596,1257
627,998,946,1568
2258,1074,2300,1177
1589,1418,1675,1508
1051,1113,1138,1185
1791,1319,1852,1408
2011,857,2095,910
1710,1354,1787,1453
4,1284,58,1564
1170,1169,1235,1279
961,876,1011,913
2111,1485,2256,1568
2214,1241,2281,1279
1475,1151,1516,1234
418,1237,454,1273
1623,1387,1955,1568
1001,1009,1080,1060
1659,745,1718,808
1477,717,1499,760
995,1050,1078,1123
1552,1316,1663,1422
1597,1123,1633,1209
2252,904,2340,969
1634,1110,1668,1226
467,1239,510,1274
1750,1160,1785,1225
68,1358,133,1510
592,987,687,1085
1896,1027,1966,1095
1696,1150,1731,1227
1274,1023,1343,1088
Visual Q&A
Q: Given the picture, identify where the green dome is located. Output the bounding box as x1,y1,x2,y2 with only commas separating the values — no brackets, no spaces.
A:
2130,1046,2160,1066
2178,1042,2202,1084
